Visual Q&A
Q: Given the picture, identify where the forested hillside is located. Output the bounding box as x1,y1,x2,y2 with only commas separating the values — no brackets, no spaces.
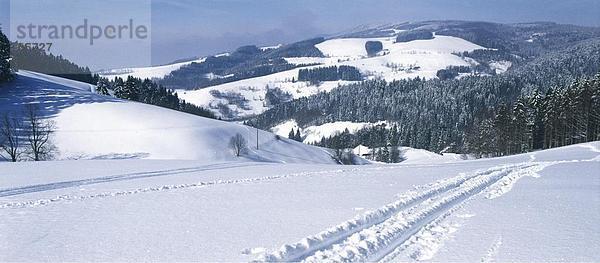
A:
248,38,600,154
98,76,216,119
468,74,600,156
159,39,325,89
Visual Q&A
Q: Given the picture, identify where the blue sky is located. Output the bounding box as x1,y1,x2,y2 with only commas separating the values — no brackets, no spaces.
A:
2,0,600,68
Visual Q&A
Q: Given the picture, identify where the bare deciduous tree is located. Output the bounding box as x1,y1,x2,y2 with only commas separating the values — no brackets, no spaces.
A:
0,113,22,162
24,104,56,161
228,133,248,157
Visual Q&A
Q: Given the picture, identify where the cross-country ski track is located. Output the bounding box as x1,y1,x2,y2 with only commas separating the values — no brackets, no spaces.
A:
257,157,598,262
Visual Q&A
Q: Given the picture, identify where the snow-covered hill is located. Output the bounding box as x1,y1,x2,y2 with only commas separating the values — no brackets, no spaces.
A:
0,71,337,164
313,34,484,80
97,57,206,80
1,142,598,261
176,33,487,119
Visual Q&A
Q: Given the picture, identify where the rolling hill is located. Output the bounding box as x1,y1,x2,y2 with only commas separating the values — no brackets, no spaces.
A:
0,71,337,164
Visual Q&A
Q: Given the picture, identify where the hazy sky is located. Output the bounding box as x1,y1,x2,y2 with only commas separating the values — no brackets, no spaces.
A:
2,0,600,69
151,0,600,65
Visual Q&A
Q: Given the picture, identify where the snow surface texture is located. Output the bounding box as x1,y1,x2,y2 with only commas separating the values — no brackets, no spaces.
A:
176,34,486,119
1,143,598,261
97,57,206,80
0,71,336,163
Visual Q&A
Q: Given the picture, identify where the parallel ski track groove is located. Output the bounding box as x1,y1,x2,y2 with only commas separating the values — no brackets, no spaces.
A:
259,163,537,262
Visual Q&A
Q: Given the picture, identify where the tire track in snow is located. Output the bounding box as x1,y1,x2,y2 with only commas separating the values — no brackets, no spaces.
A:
255,164,528,262
256,163,541,262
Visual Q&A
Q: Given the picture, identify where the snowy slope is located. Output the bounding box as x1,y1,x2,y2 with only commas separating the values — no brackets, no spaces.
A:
97,57,206,80
312,34,485,81
176,34,486,119
0,71,336,163
176,69,356,119
0,143,598,261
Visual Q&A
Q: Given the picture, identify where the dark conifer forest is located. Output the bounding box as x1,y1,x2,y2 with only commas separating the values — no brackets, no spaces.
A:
100,76,216,119
248,37,600,156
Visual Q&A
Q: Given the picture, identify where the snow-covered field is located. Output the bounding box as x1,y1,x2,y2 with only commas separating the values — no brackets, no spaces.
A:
0,71,336,163
176,34,489,119
1,143,598,261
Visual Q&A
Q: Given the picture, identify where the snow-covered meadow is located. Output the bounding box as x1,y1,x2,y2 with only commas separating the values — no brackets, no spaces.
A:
1,143,598,261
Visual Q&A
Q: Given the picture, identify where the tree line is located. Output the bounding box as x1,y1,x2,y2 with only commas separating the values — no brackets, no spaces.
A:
0,26,98,85
97,76,216,119
160,42,324,90
297,73,600,161
297,65,362,84
467,73,600,157
436,66,472,80
9,42,99,84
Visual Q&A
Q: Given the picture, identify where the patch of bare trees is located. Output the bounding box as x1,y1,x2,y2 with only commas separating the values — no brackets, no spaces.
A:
228,133,247,157
0,114,22,162
0,104,56,162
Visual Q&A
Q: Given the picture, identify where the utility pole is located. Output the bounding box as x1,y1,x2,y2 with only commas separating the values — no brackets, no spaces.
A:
256,127,259,150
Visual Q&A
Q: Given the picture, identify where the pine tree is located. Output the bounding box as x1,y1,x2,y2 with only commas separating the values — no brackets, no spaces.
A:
121,76,140,101
591,73,600,141
512,97,531,153
494,104,512,155
530,90,546,150
0,27,11,82
96,78,110,95
113,77,126,98
288,128,296,140
389,145,400,163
